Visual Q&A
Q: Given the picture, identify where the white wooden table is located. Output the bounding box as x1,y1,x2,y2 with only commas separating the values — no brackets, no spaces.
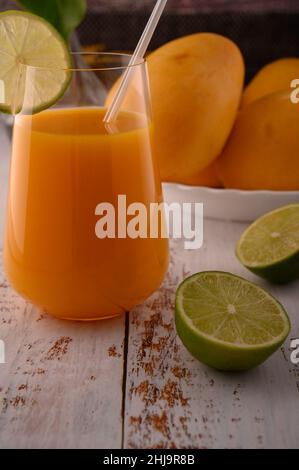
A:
0,123,298,449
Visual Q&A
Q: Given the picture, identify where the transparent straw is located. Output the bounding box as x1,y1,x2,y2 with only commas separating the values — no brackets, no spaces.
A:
103,0,168,124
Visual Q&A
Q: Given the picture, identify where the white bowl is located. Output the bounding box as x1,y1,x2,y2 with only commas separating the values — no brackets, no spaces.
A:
163,183,299,222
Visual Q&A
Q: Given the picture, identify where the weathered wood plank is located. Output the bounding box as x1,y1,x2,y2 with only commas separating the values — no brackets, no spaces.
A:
124,224,299,449
0,256,125,449
0,124,125,449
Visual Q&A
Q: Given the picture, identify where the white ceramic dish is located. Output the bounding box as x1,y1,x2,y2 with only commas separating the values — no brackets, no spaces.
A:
163,183,299,222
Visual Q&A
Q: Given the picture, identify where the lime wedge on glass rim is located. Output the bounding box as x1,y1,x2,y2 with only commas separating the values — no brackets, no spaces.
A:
0,11,72,114
175,271,290,371
237,204,299,284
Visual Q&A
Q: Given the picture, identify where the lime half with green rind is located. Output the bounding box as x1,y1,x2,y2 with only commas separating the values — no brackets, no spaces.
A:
237,204,299,284
175,271,290,371
0,10,72,114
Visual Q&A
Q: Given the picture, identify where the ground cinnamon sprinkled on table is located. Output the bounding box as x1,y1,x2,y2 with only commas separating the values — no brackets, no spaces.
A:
132,380,159,406
160,380,189,408
131,313,141,327
44,337,72,361
146,411,170,439
130,416,142,426
18,384,27,391
133,380,149,395
108,345,121,358
90,375,96,381
163,322,172,332
144,362,154,377
150,441,177,449
152,336,168,352
10,396,25,407
131,378,189,408
142,313,163,350
179,416,192,440
171,366,190,380
36,368,45,375
126,258,202,447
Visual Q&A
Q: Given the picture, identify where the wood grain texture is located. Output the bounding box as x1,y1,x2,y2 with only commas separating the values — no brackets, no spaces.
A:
0,258,126,448
0,263,126,449
0,124,125,449
124,229,299,449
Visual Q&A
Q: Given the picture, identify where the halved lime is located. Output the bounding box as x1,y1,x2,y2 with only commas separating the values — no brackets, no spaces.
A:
237,204,299,284
0,11,72,114
175,271,290,371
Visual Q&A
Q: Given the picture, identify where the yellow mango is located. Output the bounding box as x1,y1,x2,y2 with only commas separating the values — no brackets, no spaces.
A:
106,33,244,182
147,33,244,182
181,161,221,187
242,57,299,107
217,91,299,190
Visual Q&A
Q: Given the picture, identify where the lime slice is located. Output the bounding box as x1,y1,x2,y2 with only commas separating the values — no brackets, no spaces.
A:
175,271,290,371
0,11,72,114
237,204,299,284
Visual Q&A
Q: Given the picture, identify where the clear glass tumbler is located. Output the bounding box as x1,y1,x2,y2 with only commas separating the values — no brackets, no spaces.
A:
4,53,169,320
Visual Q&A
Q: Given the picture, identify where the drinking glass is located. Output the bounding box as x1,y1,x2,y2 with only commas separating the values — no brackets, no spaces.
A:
4,53,169,320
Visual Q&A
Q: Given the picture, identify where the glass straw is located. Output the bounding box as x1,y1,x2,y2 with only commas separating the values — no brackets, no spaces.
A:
103,0,168,124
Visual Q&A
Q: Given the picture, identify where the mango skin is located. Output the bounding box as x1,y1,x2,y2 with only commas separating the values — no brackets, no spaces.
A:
106,33,244,183
146,33,244,182
180,161,221,187
217,91,299,191
242,57,299,107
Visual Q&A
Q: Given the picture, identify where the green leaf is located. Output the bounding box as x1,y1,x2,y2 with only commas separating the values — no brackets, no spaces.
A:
17,0,86,41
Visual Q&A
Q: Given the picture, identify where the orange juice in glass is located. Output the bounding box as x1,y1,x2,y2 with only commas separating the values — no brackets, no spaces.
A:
4,53,169,320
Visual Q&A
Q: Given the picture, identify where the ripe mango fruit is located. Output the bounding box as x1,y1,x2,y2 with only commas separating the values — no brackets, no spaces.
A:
217,91,299,190
181,161,221,187
242,57,299,107
146,33,244,182
106,33,244,184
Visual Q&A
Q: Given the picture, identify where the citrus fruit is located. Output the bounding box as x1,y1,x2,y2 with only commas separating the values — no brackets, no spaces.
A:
175,271,290,371
0,11,72,114
216,91,299,190
242,57,299,107
237,204,299,284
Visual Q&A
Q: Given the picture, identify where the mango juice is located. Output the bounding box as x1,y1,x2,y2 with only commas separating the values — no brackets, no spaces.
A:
4,107,169,320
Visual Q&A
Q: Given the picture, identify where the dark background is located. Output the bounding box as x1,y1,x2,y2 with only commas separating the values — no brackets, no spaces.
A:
1,0,299,81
